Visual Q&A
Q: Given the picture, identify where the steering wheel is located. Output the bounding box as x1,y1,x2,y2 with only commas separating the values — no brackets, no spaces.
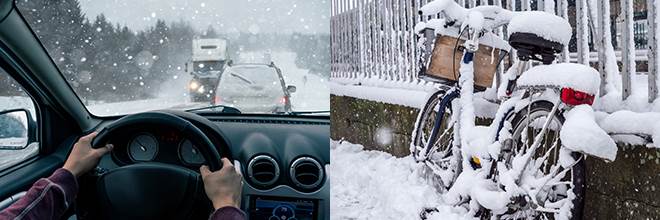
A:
85,111,223,220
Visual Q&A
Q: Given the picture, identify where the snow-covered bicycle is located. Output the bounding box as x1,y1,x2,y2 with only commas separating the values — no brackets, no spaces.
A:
410,1,611,219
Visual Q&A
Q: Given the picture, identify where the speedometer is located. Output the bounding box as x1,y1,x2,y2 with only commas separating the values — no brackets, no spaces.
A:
128,133,159,161
179,139,205,165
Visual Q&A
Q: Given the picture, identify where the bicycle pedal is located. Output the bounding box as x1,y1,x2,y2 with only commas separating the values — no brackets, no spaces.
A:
470,156,482,169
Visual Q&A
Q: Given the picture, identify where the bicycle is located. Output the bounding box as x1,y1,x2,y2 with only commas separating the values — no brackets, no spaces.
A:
410,1,603,219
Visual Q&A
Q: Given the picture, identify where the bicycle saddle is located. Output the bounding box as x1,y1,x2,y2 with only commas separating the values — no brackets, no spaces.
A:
507,11,571,64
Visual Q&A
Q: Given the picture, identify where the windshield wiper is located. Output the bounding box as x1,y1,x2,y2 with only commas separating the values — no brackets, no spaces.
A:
228,71,254,84
186,104,241,114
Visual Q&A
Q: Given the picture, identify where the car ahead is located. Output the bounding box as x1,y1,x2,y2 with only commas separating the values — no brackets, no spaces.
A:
213,62,296,113
0,1,329,220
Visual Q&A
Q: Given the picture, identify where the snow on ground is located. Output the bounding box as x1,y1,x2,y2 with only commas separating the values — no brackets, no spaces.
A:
330,140,472,220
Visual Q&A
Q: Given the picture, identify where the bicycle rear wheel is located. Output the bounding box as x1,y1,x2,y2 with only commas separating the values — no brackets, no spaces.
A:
411,89,459,189
501,101,584,220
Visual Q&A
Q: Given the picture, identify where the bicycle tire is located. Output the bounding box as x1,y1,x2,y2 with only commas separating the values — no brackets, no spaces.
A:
411,89,460,189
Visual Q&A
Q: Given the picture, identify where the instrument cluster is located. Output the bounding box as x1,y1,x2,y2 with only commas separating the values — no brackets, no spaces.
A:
114,130,206,167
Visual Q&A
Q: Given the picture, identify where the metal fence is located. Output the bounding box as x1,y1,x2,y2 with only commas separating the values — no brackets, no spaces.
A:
331,0,660,103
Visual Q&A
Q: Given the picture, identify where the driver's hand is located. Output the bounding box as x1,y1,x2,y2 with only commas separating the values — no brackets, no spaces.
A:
200,158,243,210
63,132,113,177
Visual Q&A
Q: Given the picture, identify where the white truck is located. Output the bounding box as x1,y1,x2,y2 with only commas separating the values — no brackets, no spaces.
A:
186,38,229,102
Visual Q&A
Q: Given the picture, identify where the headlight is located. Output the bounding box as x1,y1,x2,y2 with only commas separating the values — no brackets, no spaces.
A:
197,86,205,93
189,81,199,90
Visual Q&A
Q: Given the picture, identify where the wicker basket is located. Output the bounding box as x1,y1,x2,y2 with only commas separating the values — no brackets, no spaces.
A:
422,35,508,88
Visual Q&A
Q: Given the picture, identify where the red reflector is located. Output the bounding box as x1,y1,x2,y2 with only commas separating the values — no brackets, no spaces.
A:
561,88,594,105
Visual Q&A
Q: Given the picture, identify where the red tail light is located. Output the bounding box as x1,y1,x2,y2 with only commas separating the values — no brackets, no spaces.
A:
213,96,222,104
279,96,288,105
560,88,594,105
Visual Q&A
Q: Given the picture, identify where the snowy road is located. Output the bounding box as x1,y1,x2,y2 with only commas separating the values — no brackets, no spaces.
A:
86,51,329,116
330,140,472,220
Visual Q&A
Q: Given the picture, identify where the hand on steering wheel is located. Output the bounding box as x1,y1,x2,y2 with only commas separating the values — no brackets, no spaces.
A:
200,158,243,210
63,132,114,177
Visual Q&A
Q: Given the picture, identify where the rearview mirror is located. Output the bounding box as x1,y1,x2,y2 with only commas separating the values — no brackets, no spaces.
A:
0,109,30,150
287,85,297,93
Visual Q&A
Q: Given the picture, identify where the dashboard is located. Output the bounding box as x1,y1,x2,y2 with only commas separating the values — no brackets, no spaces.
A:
97,113,330,220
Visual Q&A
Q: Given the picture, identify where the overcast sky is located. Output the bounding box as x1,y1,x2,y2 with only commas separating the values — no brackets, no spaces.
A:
78,0,329,34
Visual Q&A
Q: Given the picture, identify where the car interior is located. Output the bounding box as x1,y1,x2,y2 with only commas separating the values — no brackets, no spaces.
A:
0,1,329,219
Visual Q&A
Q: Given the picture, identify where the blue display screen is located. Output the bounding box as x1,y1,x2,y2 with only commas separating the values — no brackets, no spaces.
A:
250,196,317,220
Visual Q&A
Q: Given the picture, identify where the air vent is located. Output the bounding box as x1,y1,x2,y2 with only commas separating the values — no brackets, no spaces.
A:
247,155,280,187
290,157,324,190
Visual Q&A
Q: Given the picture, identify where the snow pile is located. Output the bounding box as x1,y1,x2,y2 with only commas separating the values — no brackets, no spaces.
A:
330,81,429,108
598,110,660,147
560,105,617,161
420,0,467,18
508,11,572,46
517,63,601,95
330,140,471,220
463,11,484,33
594,74,660,113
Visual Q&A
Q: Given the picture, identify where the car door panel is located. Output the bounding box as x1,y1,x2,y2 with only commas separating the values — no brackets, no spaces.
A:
0,136,75,204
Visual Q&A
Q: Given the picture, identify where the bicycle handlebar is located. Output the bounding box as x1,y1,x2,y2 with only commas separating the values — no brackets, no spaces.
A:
420,0,517,33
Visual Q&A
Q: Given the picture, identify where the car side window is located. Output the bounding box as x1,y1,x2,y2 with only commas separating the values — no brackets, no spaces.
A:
0,68,39,171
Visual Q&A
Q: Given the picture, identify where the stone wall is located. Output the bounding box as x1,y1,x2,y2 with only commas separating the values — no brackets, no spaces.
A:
331,95,418,157
331,94,660,219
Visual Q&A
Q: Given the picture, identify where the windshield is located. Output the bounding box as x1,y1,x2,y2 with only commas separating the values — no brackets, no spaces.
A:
17,0,330,116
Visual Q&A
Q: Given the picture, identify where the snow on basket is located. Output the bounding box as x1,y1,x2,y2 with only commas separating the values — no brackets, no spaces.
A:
508,11,572,46
517,63,601,96
560,105,617,161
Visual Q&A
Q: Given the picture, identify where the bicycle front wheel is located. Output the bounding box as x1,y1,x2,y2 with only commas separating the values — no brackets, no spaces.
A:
411,89,459,189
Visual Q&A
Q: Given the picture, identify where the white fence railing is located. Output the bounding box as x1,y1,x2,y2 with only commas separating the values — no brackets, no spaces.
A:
331,0,660,103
